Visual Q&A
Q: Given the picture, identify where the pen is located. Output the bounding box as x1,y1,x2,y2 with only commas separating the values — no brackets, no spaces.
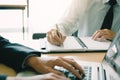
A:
56,24,61,38
56,24,64,46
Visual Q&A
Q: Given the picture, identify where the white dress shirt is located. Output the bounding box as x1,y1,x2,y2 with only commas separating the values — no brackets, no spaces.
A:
57,0,120,37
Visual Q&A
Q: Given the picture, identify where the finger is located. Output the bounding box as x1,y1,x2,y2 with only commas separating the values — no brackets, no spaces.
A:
47,29,66,45
47,30,61,45
49,29,63,45
98,34,112,41
47,67,65,76
92,30,100,40
92,31,103,41
51,30,61,41
54,30,66,44
99,35,106,41
60,58,85,78
61,58,84,73
54,57,83,79
102,29,115,40
47,32,56,45
93,30,110,41
38,65,65,76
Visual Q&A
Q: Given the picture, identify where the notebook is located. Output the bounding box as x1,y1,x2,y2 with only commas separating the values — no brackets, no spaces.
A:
55,29,120,80
40,36,111,53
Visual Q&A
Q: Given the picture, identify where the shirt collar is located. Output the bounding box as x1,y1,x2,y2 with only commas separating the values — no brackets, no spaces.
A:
103,0,120,6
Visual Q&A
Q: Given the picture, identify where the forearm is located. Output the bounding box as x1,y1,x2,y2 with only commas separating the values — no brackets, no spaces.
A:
26,56,53,74
0,36,41,72
26,56,40,68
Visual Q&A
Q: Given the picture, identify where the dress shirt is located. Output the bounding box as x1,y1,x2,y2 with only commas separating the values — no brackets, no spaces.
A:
57,0,120,37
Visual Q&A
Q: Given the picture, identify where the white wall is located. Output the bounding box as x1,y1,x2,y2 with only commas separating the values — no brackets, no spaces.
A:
29,0,72,34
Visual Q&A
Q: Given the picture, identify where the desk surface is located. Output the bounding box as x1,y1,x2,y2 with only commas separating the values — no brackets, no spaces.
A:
10,39,106,63
0,40,106,76
42,52,106,63
0,52,105,77
12,40,106,63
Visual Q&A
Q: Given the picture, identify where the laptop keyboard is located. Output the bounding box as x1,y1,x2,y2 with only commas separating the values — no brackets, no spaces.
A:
55,66,92,80
83,66,92,80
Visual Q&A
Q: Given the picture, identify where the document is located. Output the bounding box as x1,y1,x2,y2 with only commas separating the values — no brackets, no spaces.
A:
40,36,111,53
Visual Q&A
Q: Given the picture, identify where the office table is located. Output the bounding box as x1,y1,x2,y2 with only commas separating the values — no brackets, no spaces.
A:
42,52,105,63
0,40,106,76
0,52,105,77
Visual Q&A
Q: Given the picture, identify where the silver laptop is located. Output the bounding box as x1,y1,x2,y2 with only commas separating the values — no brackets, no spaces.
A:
74,29,120,80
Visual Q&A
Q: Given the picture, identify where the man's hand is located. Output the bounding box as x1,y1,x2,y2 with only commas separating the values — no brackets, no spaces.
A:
92,29,115,41
27,56,84,79
47,29,66,46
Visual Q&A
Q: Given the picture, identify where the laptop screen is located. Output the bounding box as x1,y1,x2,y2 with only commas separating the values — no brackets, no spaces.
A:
104,28,120,75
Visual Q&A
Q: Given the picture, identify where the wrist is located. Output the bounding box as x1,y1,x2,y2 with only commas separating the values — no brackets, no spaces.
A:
26,56,40,68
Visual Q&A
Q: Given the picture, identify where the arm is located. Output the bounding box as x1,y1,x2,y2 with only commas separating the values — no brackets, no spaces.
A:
46,0,81,45
0,36,41,72
57,0,87,35
0,36,70,80
92,29,115,41
26,56,85,79
0,36,84,80
46,0,88,45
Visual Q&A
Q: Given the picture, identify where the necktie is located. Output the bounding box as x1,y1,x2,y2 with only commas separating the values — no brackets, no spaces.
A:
101,0,117,29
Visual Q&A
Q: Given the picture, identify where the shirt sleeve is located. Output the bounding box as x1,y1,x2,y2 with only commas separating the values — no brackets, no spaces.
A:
57,0,87,36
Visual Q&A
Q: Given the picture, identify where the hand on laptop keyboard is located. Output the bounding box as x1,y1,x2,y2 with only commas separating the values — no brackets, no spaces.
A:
55,66,85,80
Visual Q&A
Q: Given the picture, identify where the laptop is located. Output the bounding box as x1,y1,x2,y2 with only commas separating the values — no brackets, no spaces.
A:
74,29,120,80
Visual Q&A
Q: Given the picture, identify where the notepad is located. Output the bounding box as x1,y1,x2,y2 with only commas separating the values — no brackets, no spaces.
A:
40,36,111,53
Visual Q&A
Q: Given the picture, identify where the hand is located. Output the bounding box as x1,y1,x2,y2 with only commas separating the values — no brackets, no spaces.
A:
47,29,66,46
27,56,84,79
92,29,115,41
7,73,70,80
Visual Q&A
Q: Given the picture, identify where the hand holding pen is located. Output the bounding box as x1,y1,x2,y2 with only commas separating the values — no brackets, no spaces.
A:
56,24,62,39
47,24,66,46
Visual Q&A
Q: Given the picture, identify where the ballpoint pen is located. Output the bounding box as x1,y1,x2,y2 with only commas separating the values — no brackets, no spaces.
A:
56,24,64,46
56,24,61,38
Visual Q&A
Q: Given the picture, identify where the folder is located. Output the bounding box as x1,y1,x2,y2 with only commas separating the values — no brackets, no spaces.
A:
40,36,111,53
